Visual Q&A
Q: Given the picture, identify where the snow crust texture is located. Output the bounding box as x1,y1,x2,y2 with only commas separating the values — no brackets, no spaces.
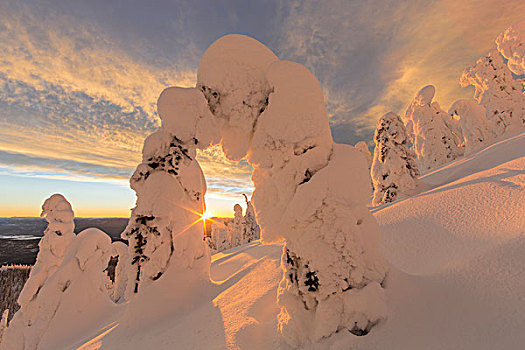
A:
198,35,388,346
371,112,419,206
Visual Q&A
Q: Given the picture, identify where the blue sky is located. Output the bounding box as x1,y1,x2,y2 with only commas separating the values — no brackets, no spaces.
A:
1,0,524,217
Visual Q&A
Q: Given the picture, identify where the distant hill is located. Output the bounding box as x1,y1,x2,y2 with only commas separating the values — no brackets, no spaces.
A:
0,218,129,266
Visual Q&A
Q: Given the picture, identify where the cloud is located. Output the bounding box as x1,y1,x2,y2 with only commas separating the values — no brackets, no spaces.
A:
276,0,525,144
0,1,197,118
0,0,258,200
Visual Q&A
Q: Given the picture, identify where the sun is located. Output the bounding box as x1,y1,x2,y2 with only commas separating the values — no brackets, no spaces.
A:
201,210,213,221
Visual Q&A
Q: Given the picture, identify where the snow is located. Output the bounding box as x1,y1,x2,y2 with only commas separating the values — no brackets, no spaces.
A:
371,112,419,205
2,31,524,350
197,35,388,346
197,34,278,161
2,228,118,350
64,131,525,350
496,20,525,75
0,310,7,344
460,50,525,135
123,86,220,298
405,85,464,170
449,99,495,154
354,141,372,167
1,194,76,350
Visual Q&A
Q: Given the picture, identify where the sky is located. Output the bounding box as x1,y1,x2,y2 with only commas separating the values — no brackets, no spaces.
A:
0,0,524,217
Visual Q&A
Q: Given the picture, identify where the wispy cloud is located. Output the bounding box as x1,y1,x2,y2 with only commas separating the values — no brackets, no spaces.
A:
0,0,256,203
276,0,525,144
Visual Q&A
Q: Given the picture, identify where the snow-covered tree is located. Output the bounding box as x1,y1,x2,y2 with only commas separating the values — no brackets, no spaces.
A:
1,227,115,350
449,99,495,155
242,193,260,242
229,204,245,247
122,87,220,298
460,50,525,135
372,112,419,206
405,85,464,170
198,35,388,346
18,195,75,305
104,241,129,303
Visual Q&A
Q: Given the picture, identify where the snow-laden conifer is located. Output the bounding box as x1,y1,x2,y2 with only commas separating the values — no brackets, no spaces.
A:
2,227,115,350
449,99,495,155
198,35,388,346
372,112,419,206
405,85,464,170
242,193,260,242
122,87,220,297
460,50,525,135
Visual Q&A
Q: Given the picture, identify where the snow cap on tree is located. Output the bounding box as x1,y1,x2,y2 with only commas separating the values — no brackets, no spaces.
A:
2,227,115,350
496,21,525,75
243,193,260,242
230,204,245,247
197,34,278,161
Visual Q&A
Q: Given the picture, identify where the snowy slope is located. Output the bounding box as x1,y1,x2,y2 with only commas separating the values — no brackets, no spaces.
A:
71,132,523,350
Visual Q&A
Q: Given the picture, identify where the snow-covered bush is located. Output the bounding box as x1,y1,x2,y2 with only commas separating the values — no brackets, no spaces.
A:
122,87,220,298
198,35,388,346
371,112,419,206
1,228,114,350
449,99,496,155
460,50,525,135
405,85,464,170
496,21,525,76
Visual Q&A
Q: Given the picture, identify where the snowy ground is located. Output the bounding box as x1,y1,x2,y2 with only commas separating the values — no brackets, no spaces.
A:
69,132,524,349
